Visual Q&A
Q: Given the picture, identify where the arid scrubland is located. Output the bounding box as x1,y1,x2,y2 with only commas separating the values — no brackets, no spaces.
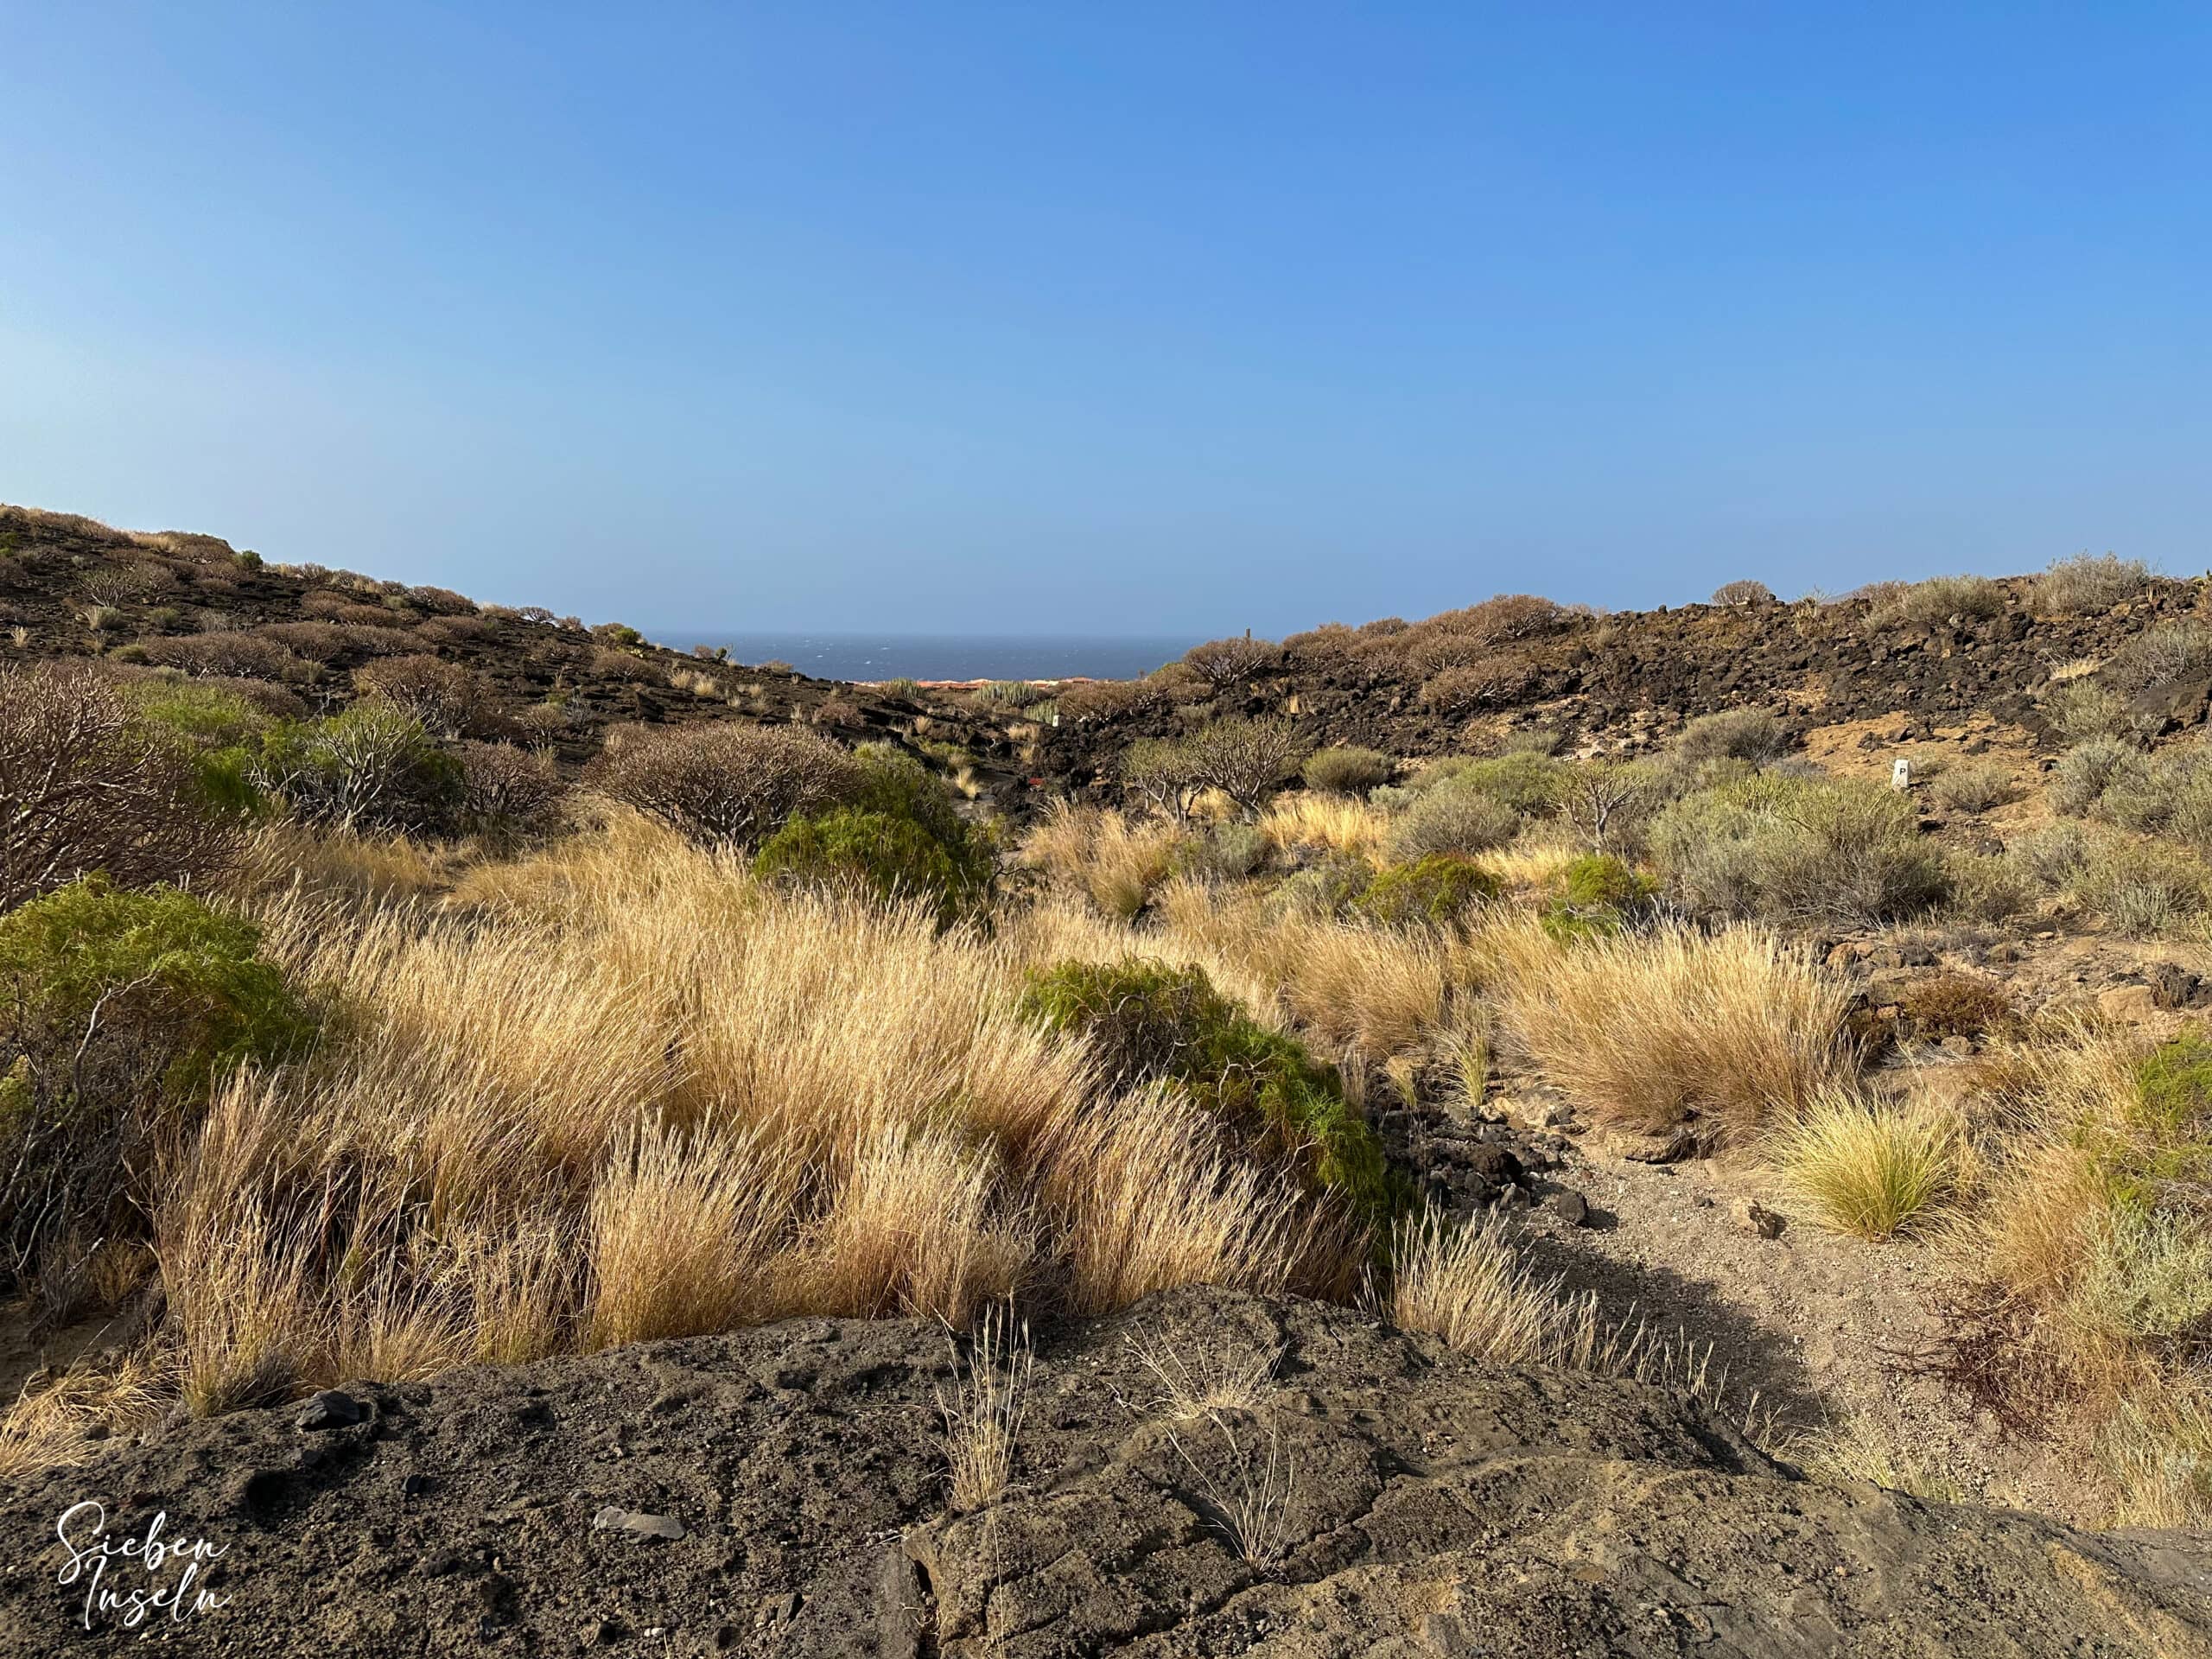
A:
10,523,2212,1541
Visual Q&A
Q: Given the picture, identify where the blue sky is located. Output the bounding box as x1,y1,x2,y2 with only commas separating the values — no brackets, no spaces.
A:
3,3,2205,635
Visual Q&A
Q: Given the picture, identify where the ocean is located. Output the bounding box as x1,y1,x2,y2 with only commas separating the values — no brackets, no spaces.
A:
651,632,1196,683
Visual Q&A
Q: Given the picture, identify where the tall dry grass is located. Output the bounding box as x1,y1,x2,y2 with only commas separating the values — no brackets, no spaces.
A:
8,813,1371,1446
1258,792,1389,861
1769,1090,1962,1240
1479,915,1853,1142
1017,802,1183,919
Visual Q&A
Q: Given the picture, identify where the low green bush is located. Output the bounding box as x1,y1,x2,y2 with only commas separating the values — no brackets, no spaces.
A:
1354,854,1500,927
1302,745,1394,795
2045,678,2138,743
1649,772,1948,927
1018,959,1404,1230
248,703,463,834
1387,779,1520,861
0,878,313,1277
1179,820,1269,882
1541,853,1657,939
1673,708,1789,767
751,748,994,927
1261,854,1372,922
2035,553,2152,615
1928,760,2015,814
2053,737,2150,817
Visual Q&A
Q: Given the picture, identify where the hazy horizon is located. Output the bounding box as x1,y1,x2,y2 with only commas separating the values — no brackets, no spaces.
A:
4,6,2206,634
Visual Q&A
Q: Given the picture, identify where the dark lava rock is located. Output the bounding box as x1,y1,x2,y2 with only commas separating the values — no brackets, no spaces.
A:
1554,1190,1592,1227
3,1287,2209,1655
1459,1142,1524,1185
296,1389,364,1431
2147,960,2209,1010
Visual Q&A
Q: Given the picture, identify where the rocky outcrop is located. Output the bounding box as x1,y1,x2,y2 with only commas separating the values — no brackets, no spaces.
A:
5,1288,2206,1656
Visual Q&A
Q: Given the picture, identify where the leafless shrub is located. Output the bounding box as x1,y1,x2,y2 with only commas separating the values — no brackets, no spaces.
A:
1175,717,1309,815
141,633,307,681
1182,635,1280,688
79,562,176,604
334,625,420,657
352,653,491,738
253,621,354,662
2108,623,2212,694
0,664,238,909
1712,579,1776,607
416,615,496,645
589,721,865,849
302,594,404,626
1281,623,1359,667
590,646,658,683
1058,678,1160,721
456,741,564,833
1417,655,1541,714
406,584,479,616
2034,552,2152,614
512,702,575,749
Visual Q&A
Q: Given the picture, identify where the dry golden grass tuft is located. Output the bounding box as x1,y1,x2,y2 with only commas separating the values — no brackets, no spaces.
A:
1126,1329,1277,1418
937,1304,1033,1512
0,1350,172,1480
1478,915,1852,1142
588,1123,798,1347
1018,802,1184,919
1257,791,1389,861
1770,1090,1962,1240
1389,1210,1570,1363
0,810,1394,1459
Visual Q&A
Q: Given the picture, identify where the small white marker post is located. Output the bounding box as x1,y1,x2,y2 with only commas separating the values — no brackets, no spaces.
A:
1891,757,1911,791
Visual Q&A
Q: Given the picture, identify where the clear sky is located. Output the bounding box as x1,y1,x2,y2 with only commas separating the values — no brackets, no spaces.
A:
3,4,2205,637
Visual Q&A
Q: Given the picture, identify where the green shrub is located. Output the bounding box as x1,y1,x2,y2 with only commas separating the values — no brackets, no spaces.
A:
1262,855,1373,922
752,748,993,927
2035,553,2152,614
1354,855,1501,927
1018,959,1402,1229
969,679,1046,709
2110,624,2212,696
1649,772,1948,927
1387,779,1520,861
1456,752,1567,815
129,678,274,747
753,808,988,928
1673,708,1789,767
2046,678,2138,743
1179,821,1269,882
2052,736,2165,820
0,879,313,1276
877,677,922,700
1868,574,2006,627
1944,850,2035,922
2008,822,2088,887
1302,745,1394,795
1928,760,2015,814
249,703,463,834
1541,853,1656,939
2074,836,2211,938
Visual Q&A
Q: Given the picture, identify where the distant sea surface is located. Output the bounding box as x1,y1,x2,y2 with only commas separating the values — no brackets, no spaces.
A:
654,632,1196,683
